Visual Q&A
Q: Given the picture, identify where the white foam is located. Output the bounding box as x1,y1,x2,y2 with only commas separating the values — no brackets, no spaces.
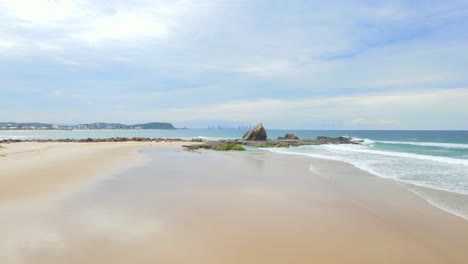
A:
309,164,335,182
266,146,468,221
350,137,375,145
322,144,468,166
266,146,468,194
401,183,468,220
377,140,468,149
267,147,393,179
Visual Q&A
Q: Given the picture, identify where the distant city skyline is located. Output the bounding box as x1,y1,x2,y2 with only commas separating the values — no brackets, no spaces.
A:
0,121,258,130
1,0,468,129
0,121,177,130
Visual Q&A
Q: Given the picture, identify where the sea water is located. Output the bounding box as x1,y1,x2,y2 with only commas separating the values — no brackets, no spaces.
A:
1,129,467,219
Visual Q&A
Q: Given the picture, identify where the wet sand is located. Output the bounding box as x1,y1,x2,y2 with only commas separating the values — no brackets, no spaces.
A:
1,147,468,263
0,142,187,203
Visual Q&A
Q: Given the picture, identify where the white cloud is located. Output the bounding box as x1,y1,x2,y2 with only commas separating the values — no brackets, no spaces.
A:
236,60,293,77
1,0,78,23
366,75,453,88
54,57,80,65
350,118,399,126
0,40,16,50
0,0,214,52
151,88,468,129
1,0,468,129
36,42,62,51
72,12,167,43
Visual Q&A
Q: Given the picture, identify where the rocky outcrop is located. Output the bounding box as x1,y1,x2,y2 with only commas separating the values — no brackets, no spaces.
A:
313,136,356,145
185,135,362,150
183,140,245,151
184,123,359,151
243,123,267,141
277,133,299,140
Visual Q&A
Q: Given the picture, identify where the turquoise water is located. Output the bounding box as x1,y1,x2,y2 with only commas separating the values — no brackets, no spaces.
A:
1,129,468,219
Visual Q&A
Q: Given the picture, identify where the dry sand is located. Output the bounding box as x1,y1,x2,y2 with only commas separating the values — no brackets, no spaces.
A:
1,145,467,264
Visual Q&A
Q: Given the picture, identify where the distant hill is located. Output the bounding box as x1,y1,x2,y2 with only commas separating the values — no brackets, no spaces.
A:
132,122,176,130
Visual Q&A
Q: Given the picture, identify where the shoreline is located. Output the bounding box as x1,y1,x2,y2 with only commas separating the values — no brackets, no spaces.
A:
1,143,467,263
263,148,468,221
1,141,466,221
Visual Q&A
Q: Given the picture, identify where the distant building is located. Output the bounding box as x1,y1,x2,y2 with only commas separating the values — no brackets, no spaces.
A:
50,124,58,129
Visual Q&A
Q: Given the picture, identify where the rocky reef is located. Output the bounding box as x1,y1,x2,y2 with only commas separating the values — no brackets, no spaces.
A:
184,123,362,151
0,123,362,152
184,136,360,150
213,144,246,151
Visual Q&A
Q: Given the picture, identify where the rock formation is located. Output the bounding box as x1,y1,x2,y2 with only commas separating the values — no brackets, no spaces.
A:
243,123,267,141
277,133,300,140
313,136,355,145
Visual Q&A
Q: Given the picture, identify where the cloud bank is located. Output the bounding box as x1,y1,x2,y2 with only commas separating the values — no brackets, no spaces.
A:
1,0,468,129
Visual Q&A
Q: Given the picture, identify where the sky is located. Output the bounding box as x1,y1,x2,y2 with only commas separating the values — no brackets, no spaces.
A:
1,0,468,129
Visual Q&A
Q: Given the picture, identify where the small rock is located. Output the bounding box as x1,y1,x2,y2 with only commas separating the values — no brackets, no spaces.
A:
278,133,300,140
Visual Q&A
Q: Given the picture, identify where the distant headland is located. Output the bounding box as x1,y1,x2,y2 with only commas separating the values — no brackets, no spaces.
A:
0,122,177,130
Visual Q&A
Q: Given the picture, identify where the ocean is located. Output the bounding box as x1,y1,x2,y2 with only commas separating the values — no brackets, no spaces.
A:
1,129,467,219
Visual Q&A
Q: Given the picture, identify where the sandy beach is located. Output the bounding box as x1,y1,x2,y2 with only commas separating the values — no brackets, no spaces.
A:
1,144,468,264
0,142,187,203
3,0,467,262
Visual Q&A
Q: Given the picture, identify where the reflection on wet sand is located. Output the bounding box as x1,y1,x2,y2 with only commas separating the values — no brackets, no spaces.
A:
1,148,468,264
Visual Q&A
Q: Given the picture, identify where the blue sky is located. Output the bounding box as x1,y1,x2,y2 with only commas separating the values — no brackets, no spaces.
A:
1,0,468,129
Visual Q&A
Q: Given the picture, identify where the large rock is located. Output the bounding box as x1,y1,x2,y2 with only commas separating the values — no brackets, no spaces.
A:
243,123,267,141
